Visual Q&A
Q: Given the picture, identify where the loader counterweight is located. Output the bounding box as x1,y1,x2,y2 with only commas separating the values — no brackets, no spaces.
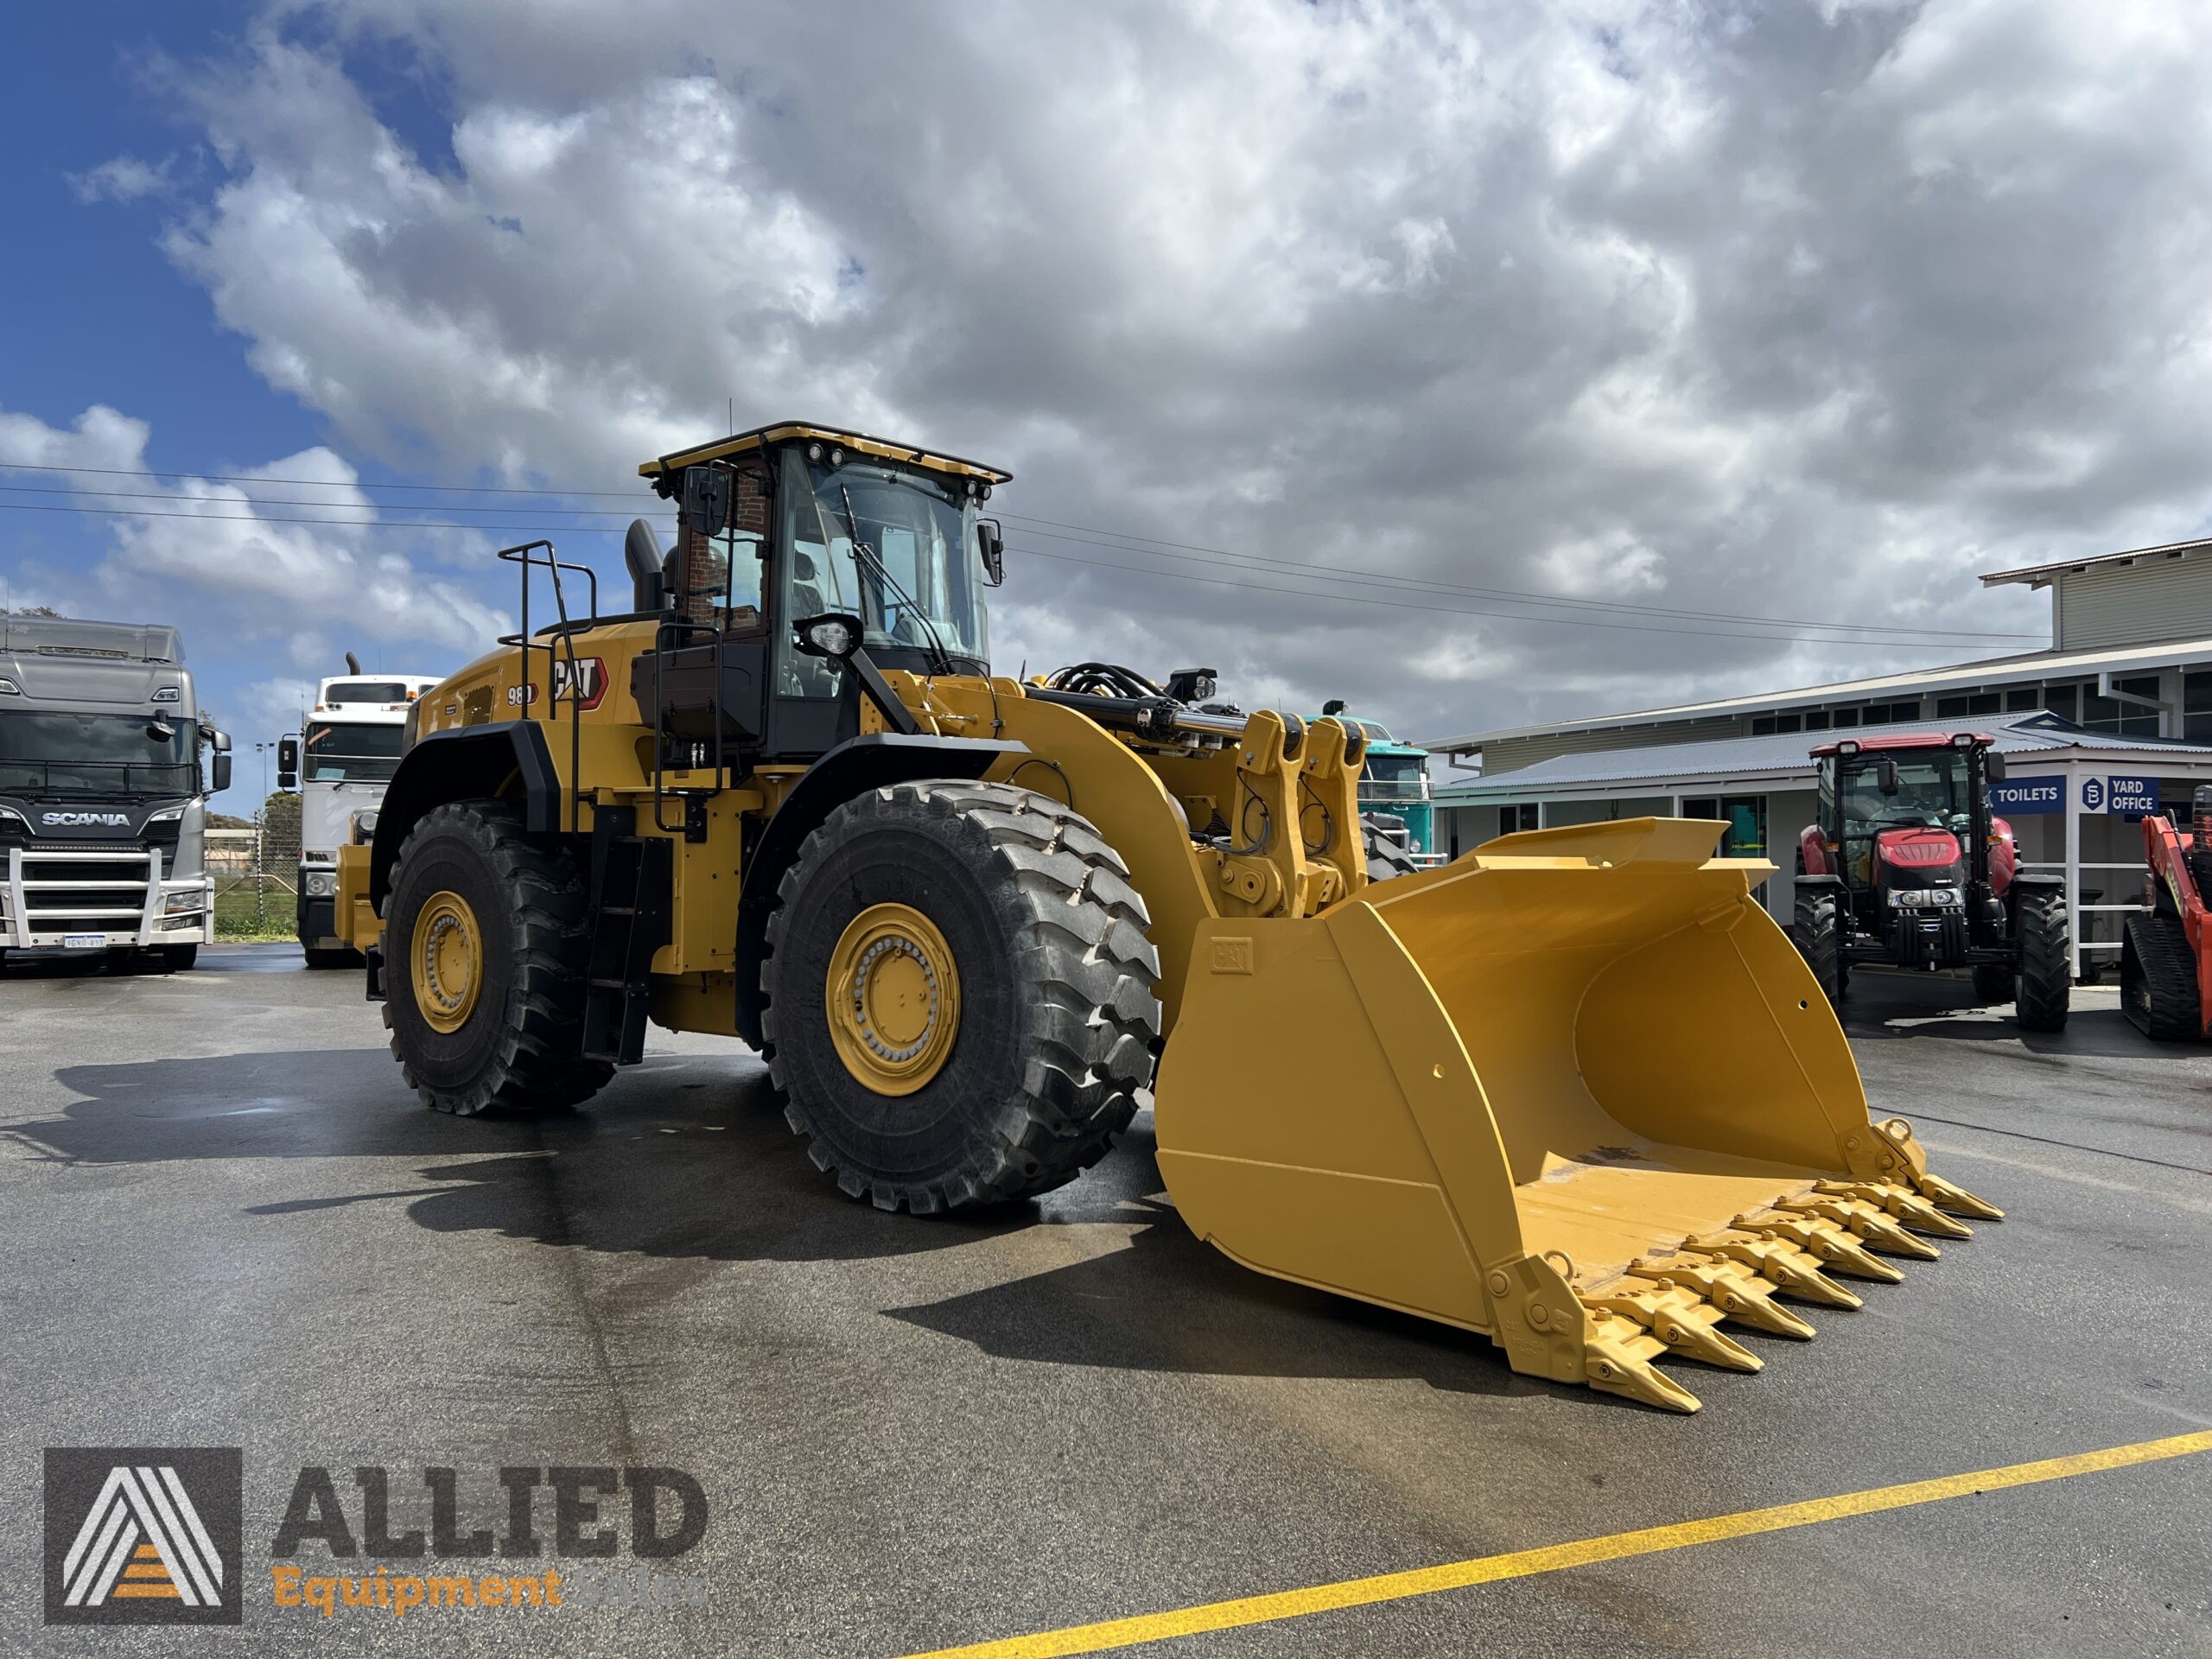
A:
336,418,2001,1416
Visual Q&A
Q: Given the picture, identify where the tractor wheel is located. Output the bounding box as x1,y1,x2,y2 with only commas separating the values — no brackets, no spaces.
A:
760,779,1161,1213
1362,820,1421,881
1971,963,2016,1004
2014,888,2071,1033
381,799,613,1116
2121,910,2200,1040
1803,896,1849,1006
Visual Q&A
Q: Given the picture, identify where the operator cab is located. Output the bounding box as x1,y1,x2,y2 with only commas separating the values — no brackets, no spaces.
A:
634,423,1008,766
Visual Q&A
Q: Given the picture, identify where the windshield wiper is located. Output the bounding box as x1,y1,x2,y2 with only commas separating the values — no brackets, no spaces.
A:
837,485,957,676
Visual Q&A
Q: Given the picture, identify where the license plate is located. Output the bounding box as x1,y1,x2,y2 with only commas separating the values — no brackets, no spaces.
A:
63,934,106,950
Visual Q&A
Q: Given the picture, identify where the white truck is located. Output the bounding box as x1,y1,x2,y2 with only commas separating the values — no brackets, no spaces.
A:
278,658,440,966
0,614,232,972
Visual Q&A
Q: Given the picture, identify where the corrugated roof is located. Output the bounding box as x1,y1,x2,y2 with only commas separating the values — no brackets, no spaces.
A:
1418,634,2212,752
1980,535,2212,589
1430,715,2212,803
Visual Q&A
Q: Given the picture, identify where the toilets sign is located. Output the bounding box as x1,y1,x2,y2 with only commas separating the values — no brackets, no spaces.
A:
2082,775,2158,817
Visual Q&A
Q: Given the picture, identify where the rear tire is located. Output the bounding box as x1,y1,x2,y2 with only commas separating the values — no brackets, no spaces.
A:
1971,962,2015,1004
760,779,1161,1213
2014,887,2071,1033
382,798,613,1116
1803,896,1848,1005
1362,820,1421,881
2121,909,2200,1040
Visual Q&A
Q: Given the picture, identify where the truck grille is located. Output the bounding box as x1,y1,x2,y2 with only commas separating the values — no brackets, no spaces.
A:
3,846,157,936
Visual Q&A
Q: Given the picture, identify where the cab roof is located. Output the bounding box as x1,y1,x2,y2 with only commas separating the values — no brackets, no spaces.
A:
639,423,1012,485
1809,731,1994,758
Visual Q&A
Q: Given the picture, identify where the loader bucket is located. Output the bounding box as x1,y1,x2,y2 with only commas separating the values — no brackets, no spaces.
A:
1152,818,1999,1413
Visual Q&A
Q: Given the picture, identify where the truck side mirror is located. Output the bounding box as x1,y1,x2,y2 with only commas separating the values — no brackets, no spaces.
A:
977,518,1005,587
1984,751,2006,785
213,751,232,792
1876,757,1900,796
277,734,300,791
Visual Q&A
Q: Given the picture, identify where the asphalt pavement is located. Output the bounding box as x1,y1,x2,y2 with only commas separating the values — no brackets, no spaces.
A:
1,946,2206,1656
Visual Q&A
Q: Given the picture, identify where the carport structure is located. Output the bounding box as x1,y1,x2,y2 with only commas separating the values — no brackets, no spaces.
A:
1430,714,2212,978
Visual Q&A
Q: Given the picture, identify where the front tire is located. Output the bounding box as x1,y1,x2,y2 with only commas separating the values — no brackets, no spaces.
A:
2121,909,2200,1040
159,944,199,972
1803,896,1849,1006
2014,888,2071,1033
760,779,1161,1213
382,799,613,1116
1362,820,1421,881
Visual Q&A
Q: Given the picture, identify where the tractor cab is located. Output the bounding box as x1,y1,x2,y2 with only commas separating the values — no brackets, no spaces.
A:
1796,732,2067,1029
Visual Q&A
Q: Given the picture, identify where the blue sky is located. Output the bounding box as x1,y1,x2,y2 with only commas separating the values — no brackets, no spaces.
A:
6,3,2208,810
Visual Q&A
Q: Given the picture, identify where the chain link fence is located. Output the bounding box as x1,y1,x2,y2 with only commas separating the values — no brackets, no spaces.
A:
209,798,301,942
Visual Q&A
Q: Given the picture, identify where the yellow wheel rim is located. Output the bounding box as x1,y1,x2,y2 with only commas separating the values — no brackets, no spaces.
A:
824,902,962,1096
410,890,484,1035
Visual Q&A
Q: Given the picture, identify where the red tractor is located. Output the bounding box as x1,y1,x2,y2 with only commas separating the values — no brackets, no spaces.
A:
2120,785,2212,1040
1795,732,2069,1031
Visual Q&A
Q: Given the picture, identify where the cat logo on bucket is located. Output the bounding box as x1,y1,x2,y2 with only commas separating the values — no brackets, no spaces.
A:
44,1448,243,1625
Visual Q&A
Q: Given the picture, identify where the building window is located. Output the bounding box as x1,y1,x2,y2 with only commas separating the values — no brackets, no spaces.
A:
1831,708,1859,728
1804,710,1830,730
2044,683,2078,723
1861,700,1920,725
1498,804,1538,836
1751,712,1803,735
1936,692,2000,717
2186,671,2212,743
2082,676,2160,738
2006,688,2039,711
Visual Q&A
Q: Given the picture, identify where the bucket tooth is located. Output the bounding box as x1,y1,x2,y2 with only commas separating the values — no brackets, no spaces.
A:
1584,1312,1703,1414
1817,1180,1974,1240
1736,1212,1904,1284
1588,1280,1762,1372
1690,1231,1864,1309
1779,1194,1942,1260
1634,1254,1817,1339
1911,1170,2005,1222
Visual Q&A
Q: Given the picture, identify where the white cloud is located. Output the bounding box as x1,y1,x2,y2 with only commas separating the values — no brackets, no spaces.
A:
67,155,174,204
0,402,512,656
89,0,2212,740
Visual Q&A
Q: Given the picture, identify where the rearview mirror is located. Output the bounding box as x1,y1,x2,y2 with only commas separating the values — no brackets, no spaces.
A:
1876,757,1900,796
277,734,299,792
977,518,1005,587
682,465,734,538
792,612,865,660
213,752,232,793
1984,751,2005,785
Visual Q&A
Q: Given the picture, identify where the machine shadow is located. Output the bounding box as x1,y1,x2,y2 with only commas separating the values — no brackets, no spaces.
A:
883,1123,1572,1402
25,1046,1030,1265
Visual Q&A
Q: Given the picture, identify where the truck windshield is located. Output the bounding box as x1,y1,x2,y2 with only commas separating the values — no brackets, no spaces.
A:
303,721,405,782
1840,752,1968,835
0,711,200,797
1361,751,1429,802
780,450,989,666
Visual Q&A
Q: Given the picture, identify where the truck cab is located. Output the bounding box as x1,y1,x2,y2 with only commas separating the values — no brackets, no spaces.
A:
0,615,231,971
280,670,440,966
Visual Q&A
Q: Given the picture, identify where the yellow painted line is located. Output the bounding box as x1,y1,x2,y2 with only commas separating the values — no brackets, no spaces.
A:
905,1430,2212,1659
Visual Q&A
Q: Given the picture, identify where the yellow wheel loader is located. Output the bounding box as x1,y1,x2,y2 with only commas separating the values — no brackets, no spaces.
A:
335,422,2000,1413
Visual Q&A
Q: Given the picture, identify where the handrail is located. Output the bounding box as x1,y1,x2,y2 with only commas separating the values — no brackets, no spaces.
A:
497,540,600,835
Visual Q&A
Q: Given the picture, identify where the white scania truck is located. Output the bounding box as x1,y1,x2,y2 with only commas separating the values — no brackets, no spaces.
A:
279,658,440,967
0,614,231,972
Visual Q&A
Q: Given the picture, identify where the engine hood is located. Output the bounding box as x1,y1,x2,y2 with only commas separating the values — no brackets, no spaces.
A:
1875,826,1962,879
